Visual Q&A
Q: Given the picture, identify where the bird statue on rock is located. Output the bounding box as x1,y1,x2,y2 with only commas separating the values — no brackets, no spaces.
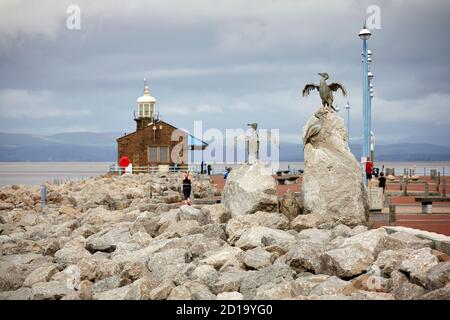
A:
302,73,347,111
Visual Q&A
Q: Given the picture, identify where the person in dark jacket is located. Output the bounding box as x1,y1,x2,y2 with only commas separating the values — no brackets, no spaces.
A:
378,172,387,192
181,171,192,205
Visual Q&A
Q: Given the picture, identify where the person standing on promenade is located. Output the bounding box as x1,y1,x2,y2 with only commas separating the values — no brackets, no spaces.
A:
366,160,373,181
378,172,386,192
207,164,212,176
181,171,192,205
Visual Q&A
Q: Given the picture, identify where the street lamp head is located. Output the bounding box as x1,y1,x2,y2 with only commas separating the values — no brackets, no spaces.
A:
345,101,350,110
359,27,372,40
368,71,374,80
368,57,372,63
370,88,374,93
370,93,374,98
367,50,372,56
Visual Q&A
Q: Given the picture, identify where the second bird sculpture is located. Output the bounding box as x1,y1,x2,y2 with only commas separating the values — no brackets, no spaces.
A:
302,73,347,111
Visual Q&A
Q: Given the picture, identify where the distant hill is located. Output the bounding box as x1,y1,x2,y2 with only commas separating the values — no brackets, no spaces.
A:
1,132,450,162
0,132,119,161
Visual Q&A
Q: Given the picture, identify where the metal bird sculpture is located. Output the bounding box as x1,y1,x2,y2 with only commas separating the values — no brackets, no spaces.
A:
302,73,347,111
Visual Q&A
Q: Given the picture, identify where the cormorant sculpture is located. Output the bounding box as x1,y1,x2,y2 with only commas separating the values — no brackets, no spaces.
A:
302,73,347,111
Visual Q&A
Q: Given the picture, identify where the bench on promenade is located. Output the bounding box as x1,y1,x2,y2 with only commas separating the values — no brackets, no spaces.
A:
415,196,450,214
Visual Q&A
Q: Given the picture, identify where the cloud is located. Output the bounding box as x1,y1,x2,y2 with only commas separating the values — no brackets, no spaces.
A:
0,0,449,147
0,90,91,119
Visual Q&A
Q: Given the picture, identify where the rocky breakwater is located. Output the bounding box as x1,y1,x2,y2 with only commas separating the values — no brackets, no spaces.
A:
1,172,449,300
300,106,369,228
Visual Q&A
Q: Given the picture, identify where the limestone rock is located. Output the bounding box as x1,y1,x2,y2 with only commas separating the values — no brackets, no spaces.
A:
209,204,231,224
301,106,369,227
86,227,132,253
149,281,175,300
340,228,388,257
297,228,332,245
216,291,243,300
191,265,219,288
239,265,295,298
399,247,439,287
54,237,92,267
222,163,278,217
255,281,300,300
419,284,450,300
211,272,245,295
23,265,59,287
284,240,326,274
374,248,415,275
0,287,33,300
184,281,216,300
243,247,274,270
226,212,289,245
322,245,374,278
167,285,192,300
179,205,209,225
235,226,296,251
31,281,74,300
425,261,450,290
201,246,243,270
308,276,350,296
279,190,302,221
349,225,369,236
290,214,323,232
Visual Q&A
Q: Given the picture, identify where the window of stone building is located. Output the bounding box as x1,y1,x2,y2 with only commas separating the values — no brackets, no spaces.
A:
144,104,149,116
149,146,158,162
159,146,169,162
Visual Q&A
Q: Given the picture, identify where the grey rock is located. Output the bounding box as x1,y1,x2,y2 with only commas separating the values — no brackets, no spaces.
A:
179,205,209,225
92,275,121,294
331,224,352,238
191,265,219,288
86,227,132,253
322,245,374,278
243,247,274,270
235,226,296,250
399,247,439,287
31,281,74,300
23,265,59,287
302,107,369,227
284,240,326,274
167,285,192,300
297,228,331,245
211,272,245,295
209,204,231,224
309,276,350,296
239,265,295,298
216,291,243,300
222,163,278,217
425,260,450,290
419,284,450,300
184,281,216,300
0,287,33,300
279,190,302,221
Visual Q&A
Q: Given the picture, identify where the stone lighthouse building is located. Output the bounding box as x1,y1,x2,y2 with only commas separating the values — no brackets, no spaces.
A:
117,80,206,169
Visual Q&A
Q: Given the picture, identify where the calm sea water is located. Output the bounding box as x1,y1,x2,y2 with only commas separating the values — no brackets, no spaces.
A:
0,161,449,187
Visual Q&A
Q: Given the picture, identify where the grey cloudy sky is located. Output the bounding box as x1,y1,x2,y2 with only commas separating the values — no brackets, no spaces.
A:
0,0,449,145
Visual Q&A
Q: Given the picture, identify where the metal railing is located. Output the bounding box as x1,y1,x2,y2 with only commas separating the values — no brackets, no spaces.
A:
109,164,189,174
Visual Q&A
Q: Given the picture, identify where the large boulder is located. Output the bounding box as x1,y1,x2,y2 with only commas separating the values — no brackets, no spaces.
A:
301,106,369,227
222,163,278,217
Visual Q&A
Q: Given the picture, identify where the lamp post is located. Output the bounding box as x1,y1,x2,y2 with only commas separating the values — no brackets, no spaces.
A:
359,25,372,184
345,101,350,138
